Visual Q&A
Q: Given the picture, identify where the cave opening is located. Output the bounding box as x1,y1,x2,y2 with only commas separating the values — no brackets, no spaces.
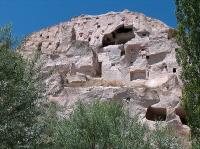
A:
115,25,133,33
175,108,187,125
102,36,115,47
102,25,135,47
130,70,146,81
146,106,167,121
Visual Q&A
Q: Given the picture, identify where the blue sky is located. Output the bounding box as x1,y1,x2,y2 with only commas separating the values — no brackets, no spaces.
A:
0,0,176,36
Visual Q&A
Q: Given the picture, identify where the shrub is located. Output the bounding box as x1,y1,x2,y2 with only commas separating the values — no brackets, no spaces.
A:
53,99,183,149
36,102,60,148
149,124,184,149
53,100,148,149
192,137,200,149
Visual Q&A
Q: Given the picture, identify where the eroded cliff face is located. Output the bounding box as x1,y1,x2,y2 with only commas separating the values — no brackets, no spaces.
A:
18,10,190,136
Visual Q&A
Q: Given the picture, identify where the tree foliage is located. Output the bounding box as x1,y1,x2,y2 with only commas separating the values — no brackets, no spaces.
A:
0,24,42,148
53,100,183,149
175,0,200,138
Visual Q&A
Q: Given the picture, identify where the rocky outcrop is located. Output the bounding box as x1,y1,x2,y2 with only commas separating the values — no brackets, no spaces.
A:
18,10,190,136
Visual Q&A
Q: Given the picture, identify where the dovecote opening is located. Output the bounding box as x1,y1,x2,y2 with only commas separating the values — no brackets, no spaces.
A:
130,61,134,65
126,97,131,102
37,42,42,51
173,68,176,73
121,50,125,56
79,33,83,37
142,33,148,37
146,106,167,121
137,31,150,38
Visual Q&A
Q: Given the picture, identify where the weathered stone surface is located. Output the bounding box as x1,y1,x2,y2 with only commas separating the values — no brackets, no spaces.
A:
18,10,189,136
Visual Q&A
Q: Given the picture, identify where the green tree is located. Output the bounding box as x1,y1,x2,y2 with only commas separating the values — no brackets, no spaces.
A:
0,24,42,148
53,100,183,149
175,0,200,138
54,100,148,149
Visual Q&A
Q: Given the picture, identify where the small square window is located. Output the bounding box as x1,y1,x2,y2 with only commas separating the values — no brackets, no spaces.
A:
173,68,176,73
121,50,125,56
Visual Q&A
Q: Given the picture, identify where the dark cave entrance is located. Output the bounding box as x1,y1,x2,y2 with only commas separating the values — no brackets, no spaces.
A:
175,107,187,125
146,106,167,121
130,70,146,81
102,25,135,47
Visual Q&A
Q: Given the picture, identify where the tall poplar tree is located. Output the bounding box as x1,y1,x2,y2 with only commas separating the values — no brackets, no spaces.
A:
175,0,200,137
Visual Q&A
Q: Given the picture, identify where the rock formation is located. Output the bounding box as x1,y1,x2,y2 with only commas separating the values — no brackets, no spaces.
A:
18,10,190,136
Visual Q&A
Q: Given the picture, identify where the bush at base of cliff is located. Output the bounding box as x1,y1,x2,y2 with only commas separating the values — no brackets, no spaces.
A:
52,100,183,149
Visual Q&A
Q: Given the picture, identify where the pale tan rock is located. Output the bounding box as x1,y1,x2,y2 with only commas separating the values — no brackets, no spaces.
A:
18,10,189,137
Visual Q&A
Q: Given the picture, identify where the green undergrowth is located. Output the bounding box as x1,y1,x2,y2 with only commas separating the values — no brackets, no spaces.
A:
45,100,185,149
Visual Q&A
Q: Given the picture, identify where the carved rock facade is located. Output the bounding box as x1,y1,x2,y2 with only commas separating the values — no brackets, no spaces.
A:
19,10,190,136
